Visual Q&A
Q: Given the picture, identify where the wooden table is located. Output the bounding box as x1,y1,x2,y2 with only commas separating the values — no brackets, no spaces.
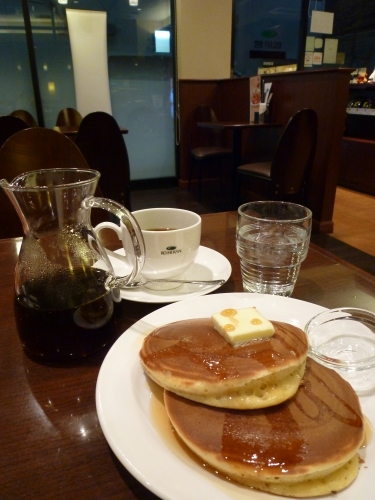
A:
198,121,282,202
2,211,375,499
53,125,129,139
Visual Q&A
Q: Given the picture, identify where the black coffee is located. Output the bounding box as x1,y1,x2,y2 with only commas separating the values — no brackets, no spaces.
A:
14,268,117,361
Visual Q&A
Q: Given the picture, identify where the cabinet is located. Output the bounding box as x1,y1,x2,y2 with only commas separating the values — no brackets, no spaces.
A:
339,84,375,194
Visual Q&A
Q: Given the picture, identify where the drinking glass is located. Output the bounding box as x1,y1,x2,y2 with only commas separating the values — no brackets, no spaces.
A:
236,201,312,297
305,307,375,394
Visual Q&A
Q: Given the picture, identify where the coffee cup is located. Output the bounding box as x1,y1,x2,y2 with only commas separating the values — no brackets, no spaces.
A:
95,208,201,290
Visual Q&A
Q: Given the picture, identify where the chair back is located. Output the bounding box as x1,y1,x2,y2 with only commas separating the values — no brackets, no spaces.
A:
56,107,83,127
9,109,38,127
75,111,132,209
189,104,224,149
0,128,91,239
0,115,29,148
271,108,318,199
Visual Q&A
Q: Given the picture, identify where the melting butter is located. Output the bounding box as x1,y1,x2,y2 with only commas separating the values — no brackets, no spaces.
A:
211,307,275,345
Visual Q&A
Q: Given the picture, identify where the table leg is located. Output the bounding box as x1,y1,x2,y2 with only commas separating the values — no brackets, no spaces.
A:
232,128,242,205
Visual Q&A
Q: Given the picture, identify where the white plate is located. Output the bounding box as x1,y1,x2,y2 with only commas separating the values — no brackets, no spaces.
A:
96,293,375,500
110,246,232,303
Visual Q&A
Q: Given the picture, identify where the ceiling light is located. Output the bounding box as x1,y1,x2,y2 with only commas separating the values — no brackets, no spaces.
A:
129,0,138,6
58,0,68,4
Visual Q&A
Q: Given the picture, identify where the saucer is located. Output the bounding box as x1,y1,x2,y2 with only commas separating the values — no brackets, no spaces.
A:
107,246,231,303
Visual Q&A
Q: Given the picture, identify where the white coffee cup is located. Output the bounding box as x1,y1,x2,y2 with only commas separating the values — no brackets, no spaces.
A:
96,208,201,290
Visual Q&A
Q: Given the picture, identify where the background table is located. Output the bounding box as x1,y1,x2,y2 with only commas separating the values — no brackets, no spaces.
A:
198,121,282,202
53,125,129,139
1,211,375,499
198,121,281,168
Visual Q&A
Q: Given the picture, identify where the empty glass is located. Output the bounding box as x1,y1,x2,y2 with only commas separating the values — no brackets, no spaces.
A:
305,307,375,394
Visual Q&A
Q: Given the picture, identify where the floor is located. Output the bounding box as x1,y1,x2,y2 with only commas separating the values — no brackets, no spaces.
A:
310,187,375,275
331,187,375,257
130,184,375,276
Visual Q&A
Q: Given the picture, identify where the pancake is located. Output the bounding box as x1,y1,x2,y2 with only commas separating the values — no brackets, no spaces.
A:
140,318,308,409
164,358,364,498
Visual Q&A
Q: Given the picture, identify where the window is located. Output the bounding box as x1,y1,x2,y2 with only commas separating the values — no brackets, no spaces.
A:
0,0,176,181
233,0,305,77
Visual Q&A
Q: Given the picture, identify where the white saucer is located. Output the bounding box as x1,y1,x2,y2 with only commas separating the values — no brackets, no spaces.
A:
107,246,231,303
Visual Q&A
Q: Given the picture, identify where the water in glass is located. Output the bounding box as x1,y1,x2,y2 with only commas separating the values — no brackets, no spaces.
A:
236,202,311,297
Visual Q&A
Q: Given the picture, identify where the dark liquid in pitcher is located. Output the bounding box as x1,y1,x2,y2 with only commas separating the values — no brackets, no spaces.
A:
14,268,117,361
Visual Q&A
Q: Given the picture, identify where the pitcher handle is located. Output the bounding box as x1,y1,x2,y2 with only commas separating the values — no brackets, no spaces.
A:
83,197,145,288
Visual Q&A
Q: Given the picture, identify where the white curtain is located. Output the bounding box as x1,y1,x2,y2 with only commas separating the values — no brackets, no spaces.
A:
66,9,112,116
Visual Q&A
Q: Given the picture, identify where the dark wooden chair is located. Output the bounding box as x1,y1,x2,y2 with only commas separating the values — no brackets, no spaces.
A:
188,104,232,202
237,108,318,205
75,111,132,210
0,128,94,239
0,115,29,148
9,109,38,128
55,107,83,127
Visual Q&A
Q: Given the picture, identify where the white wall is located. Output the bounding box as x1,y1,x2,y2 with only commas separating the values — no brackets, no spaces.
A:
175,0,232,79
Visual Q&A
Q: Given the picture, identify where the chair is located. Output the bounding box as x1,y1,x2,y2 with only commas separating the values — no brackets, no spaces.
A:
55,107,83,127
75,111,132,210
0,128,93,239
188,105,232,202
9,109,38,128
236,108,318,205
0,115,29,148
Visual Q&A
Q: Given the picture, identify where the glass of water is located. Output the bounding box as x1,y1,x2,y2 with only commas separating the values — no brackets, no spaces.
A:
236,201,312,296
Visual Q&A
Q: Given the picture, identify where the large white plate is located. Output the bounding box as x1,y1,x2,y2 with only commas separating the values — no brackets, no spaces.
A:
96,293,375,500
110,246,232,303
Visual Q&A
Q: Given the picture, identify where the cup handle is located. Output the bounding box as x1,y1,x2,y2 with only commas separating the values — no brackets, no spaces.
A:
82,197,145,288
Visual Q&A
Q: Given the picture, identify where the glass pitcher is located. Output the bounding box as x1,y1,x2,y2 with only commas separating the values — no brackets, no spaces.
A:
0,168,145,361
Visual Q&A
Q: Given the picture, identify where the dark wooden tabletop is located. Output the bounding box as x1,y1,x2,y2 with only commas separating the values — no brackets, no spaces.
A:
197,121,282,129
2,211,375,499
53,125,129,137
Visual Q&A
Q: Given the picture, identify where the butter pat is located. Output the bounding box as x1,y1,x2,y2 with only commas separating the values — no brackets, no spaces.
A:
211,307,275,345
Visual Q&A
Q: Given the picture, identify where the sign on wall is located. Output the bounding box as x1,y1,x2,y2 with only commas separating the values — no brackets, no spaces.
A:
66,9,112,116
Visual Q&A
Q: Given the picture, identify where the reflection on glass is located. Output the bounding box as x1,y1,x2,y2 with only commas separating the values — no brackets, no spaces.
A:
233,0,303,77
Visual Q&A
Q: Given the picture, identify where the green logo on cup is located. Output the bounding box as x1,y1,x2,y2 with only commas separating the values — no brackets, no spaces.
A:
161,246,182,255
262,29,277,38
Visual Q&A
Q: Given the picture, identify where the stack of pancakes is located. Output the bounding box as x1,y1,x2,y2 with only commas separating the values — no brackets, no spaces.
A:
140,316,364,497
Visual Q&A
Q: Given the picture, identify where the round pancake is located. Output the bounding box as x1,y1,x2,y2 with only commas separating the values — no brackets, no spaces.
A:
140,318,308,409
164,358,364,498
